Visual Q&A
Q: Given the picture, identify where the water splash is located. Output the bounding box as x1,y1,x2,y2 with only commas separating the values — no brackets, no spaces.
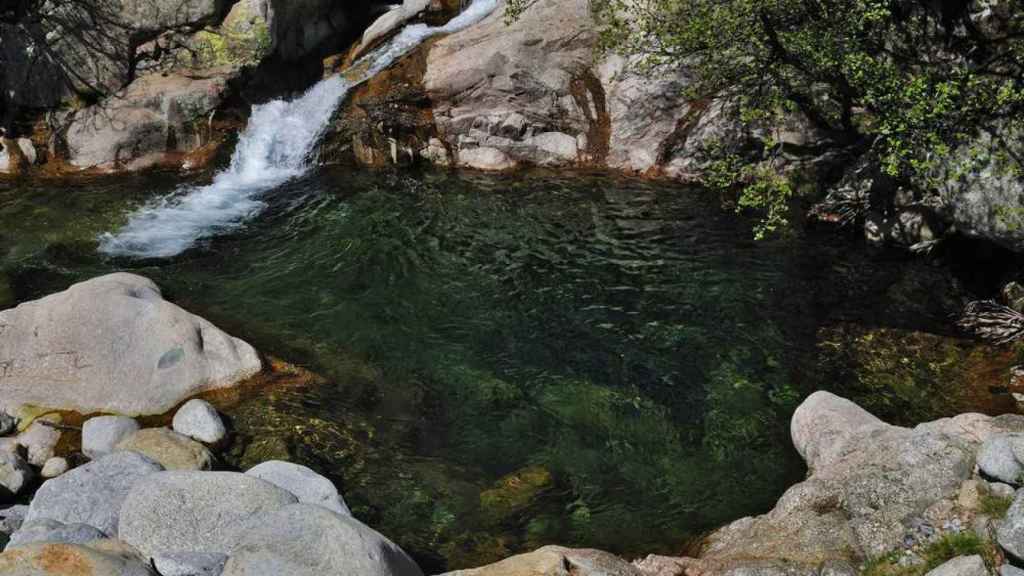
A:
99,0,498,258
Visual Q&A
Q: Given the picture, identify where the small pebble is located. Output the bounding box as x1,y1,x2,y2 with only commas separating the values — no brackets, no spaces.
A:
41,457,69,479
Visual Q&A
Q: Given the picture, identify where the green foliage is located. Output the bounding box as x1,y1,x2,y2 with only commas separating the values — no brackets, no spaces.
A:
505,0,1024,236
980,492,1013,519
701,142,794,239
861,532,996,576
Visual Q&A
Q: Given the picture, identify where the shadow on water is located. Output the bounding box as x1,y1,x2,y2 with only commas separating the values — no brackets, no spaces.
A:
0,166,1013,570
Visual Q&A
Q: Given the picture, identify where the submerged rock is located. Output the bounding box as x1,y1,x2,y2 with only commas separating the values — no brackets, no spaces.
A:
221,503,423,576
0,273,262,417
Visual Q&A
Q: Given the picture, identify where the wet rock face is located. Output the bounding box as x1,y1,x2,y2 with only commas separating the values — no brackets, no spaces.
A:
421,0,605,169
64,72,230,171
328,0,786,179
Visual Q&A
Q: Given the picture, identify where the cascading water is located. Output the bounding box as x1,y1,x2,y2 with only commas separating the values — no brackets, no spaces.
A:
99,0,498,258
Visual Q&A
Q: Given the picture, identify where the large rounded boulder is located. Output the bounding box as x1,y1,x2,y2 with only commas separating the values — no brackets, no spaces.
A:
118,471,297,558
222,504,423,576
0,273,262,417
25,451,163,536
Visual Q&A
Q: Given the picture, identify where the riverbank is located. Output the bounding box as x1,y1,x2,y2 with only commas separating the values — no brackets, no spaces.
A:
3,375,1024,576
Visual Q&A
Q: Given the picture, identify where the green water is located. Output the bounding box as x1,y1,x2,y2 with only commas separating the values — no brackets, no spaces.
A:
0,167,976,569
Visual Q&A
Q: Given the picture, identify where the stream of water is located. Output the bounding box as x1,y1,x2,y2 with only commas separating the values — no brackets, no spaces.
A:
98,0,498,258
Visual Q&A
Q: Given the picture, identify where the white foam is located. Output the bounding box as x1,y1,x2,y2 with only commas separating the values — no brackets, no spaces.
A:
99,0,498,258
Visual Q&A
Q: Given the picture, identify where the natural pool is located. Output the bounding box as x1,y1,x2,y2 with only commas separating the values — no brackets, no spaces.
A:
0,166,1008,571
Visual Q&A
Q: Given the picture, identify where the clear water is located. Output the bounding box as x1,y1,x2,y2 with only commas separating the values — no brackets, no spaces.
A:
98,0,499,258
0,166,996,570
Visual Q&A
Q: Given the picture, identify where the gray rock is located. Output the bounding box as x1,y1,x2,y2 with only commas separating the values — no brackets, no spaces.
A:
0,451,33,499
221,504,422,576
1001,492,1024,563
686,392,1011,572
0,412,17,436
119,0,222,33
979,433,1024,485
992,482,1017,499
525,132,579,165
790,390,888,472
153,552,228,576
17,416,61,466
0,505,29,535
173,399,227,444
40,457,69,479
457,147,517,171
119,471,297,558
937,124,1024,252
116,428,214,471
83,416,141,459
8,518,106,548
1002,565,1024,576
923,555,987,576
436,546,641,576
355,0,431,60
65,73,231,171
0,540,158,575
245,461,350,515
0,273,262,417
410,0,753,178
25,451,163,536
423,0,592,172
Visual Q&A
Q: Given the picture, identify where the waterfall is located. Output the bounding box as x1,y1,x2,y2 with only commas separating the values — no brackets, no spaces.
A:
99,0,498,259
